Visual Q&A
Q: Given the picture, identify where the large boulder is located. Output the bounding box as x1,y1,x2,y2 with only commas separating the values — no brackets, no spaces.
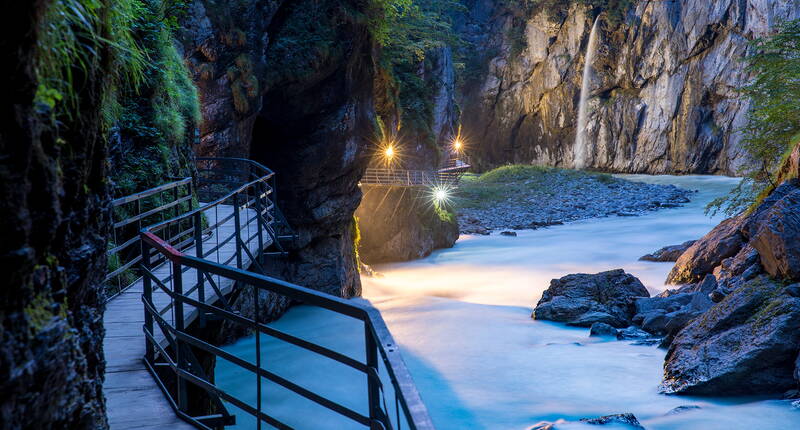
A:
661,276,800,395
640,240,696,262
533,270,650,328
667,216,745,284
748,186,800,281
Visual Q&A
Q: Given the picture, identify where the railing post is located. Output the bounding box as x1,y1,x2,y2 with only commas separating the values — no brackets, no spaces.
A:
233,193,243,270
194,211,205,306
142,239,154,364
366,324,382,428
254,184,264,269
173,259,189,413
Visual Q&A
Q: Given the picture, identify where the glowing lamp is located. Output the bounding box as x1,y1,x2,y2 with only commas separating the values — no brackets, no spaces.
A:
385,146,395,159
453,139,463,151
434,189,448,202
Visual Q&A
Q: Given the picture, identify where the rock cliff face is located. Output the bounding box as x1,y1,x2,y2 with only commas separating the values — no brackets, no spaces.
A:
181,0,376,299
460,0,800,174
356,186,459,264
1,2,109,427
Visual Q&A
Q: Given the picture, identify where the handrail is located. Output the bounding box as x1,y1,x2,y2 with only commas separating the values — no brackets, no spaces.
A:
105,176,194,302
136,158,434,430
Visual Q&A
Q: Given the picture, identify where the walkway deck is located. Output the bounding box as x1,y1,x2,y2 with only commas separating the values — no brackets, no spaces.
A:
103,204,266,429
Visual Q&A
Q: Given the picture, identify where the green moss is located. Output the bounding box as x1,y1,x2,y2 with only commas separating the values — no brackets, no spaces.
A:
24,292,68,336
352,216,362,272
110,0,200,197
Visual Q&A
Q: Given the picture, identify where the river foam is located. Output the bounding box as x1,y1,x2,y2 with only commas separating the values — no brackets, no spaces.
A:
218,175,800,429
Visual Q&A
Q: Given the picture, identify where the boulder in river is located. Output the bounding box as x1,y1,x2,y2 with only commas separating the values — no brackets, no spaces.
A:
533,270,650,328
633,274,716,337
661,276,800,395
667,216,745,284
580,413,645,429
747,185,800,281
639,240,696,262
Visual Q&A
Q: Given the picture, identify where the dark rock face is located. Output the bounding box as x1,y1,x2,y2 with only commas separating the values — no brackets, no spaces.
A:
580,413,645,429
640,240,696,262
634,274,716,337
250,0,376,299
356,186,458,264
667,216,745,284
0,2,109,427
181,0,376,304
661,276,800,395
179,0,276,158
459,1,800,173
748,187,800,281
533,270,650,328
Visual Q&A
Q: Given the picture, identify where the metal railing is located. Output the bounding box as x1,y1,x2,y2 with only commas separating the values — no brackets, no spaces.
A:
360,168,466,187
137,158,434,430
106,177,194,301
361,156,471,187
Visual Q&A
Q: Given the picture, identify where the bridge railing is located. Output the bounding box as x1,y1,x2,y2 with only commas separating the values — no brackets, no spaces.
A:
138,159,435,430
361,168,465,187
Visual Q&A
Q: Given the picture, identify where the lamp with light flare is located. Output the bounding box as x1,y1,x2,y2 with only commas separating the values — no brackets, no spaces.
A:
430,185,453,207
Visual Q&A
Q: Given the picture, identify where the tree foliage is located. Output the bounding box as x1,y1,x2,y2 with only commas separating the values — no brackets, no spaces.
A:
370,0,464,141
708,19,800,216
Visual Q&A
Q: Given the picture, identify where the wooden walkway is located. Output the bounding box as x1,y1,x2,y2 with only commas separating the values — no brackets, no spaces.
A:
103,204,266,429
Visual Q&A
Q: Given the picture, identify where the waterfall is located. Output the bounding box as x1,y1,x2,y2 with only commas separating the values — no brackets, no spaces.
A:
573,17,600,170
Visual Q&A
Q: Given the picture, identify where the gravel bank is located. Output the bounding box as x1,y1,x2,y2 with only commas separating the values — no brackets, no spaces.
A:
455,166,693,234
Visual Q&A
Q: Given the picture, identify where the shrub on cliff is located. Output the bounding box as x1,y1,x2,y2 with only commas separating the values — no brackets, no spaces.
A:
709,19,800,216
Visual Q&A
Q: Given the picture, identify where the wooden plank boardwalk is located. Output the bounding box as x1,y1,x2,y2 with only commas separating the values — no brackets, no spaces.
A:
104,204,266,429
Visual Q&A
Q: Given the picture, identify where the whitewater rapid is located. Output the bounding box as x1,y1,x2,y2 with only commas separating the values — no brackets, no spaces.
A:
217,175,800,429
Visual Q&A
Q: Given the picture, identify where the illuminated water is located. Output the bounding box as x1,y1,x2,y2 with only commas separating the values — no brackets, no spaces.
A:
217,175,800,429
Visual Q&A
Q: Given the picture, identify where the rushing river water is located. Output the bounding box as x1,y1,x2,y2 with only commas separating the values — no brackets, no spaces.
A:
217,175,800,429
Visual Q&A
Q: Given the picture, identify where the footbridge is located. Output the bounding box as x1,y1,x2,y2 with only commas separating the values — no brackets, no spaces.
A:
360,157,471,187
103,158,434,430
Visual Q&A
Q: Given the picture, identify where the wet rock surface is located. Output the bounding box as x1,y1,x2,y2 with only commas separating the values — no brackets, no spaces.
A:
661,276,800,395
458,170,692,234
533,270,650,328
580,413,645,429
640,241,696,262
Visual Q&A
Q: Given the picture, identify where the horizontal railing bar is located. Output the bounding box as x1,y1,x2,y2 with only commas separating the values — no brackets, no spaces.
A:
164,321,370,426
107,235,139,256
179,255,369,320
114,194,193,229
178,286,368,372
112,177,192,206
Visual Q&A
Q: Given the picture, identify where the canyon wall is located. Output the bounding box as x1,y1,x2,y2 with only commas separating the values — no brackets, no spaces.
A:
1,2,110,427
181,0,375,300
460,0,800,174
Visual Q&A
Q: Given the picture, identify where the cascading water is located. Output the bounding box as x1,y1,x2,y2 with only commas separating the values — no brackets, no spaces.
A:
573,17,601,170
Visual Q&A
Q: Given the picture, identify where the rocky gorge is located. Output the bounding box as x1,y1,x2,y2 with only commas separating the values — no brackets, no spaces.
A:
458,0,800,174
533,142,800,399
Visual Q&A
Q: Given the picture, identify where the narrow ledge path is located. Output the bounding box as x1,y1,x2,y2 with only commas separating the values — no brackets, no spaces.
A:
103,205,266,430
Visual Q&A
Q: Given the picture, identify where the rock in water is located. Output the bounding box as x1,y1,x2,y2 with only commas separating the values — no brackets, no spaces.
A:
667,216,745,284
640,240,696,262
589,322,618,337
748,186,800,281
533,270,650,328
661,276,800,395
579,413,645,429
500,231,518,237
633,275,716,337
